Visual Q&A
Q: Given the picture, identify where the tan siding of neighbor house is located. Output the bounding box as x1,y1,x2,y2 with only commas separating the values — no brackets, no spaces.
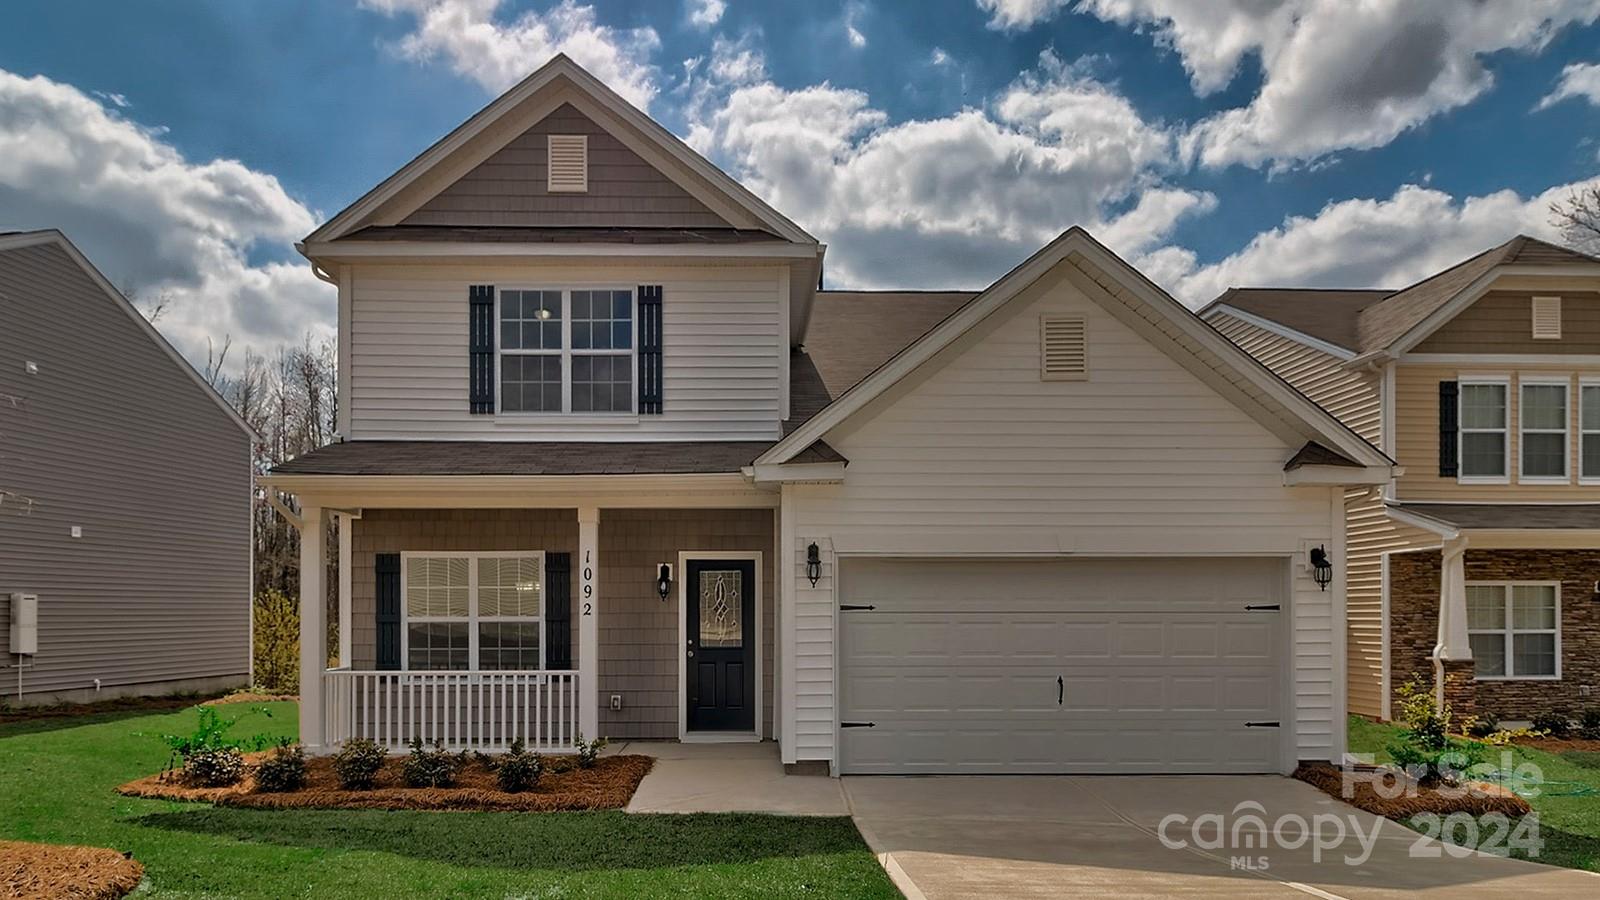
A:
1414,291,1600,354
401,103,731,230
0,240,251,702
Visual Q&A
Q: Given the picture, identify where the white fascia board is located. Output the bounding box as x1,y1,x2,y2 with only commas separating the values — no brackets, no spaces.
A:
301,240,821,262
1204,304,1356,360
1383,505,1461,539
259,472,780,508
745,461,847,484
1283,464,1393,486
1376,266,1506,361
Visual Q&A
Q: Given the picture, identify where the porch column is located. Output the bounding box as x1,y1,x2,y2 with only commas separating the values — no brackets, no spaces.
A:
299,504,328,750
336,512,352,668
578,506,599,744
1431,535,1472,709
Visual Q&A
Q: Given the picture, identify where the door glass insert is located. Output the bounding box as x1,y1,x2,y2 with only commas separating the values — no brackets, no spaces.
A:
698,569,744,648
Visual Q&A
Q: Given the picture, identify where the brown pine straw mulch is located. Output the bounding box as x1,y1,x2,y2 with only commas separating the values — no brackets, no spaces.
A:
1512,736,1600,753
209,691,297,705
0,840,143,900
118,753,654,812
1294,761,1532,820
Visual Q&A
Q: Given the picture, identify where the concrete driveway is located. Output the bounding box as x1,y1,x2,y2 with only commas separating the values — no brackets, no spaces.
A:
843,775,1599,899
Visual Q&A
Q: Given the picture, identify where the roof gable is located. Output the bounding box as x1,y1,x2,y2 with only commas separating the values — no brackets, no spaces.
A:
1201,288,1390,352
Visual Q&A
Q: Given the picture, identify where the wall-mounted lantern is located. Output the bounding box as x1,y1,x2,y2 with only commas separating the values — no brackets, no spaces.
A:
1309,545,1333,591
806,542,822,587
656,563,673,601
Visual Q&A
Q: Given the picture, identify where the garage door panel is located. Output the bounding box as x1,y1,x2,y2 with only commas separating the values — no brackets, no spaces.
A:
838,557,1285,774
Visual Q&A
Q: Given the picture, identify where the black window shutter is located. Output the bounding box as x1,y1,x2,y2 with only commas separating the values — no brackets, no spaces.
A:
469,285,495,414
375,553,401,671
1439,381,1459,477
545,552,572,670
638,285,663,414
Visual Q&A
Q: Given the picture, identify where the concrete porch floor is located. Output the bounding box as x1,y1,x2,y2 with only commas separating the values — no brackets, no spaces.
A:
612,741,848,816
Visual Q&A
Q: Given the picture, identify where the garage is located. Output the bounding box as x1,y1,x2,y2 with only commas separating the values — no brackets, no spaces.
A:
837,557,1287,774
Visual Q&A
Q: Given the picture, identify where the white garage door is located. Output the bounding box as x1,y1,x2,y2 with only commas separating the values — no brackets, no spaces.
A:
838,557,1286,774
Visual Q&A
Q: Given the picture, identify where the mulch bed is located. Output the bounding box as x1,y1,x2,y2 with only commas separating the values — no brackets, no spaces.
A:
1294,762,1531,820
1511,736,1600,753
117,753,653,812
210,691,297,705
0,840,143,900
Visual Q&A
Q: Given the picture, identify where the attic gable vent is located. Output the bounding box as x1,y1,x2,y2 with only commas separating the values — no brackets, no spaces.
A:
547,134,588,192
1532,296,1562,339
1040,315,1087,380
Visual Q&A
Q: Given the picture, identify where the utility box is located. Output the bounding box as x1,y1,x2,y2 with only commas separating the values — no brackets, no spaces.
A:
9,593,37,655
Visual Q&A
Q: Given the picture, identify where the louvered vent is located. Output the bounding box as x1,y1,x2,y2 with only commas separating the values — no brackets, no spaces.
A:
547,134,588,192
1532,296,1562,340
1040,315,1087,380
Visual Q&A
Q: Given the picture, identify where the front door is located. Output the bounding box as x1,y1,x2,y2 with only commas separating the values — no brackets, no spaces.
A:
685,559,756,732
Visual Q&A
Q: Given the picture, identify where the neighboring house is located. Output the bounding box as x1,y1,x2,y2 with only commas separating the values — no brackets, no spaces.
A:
1203,237,1600,724
0,230,254,705
261,55,1394,775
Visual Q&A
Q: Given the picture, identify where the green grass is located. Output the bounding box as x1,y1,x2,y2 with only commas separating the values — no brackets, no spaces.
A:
1348,714,1600,872
0,702,898,898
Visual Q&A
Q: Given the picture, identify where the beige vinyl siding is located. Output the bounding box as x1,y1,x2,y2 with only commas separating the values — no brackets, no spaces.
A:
1207,312,1380,442
0,241,251,700
1344,490,1437,717
1414,291,1600,354
347,263,783,440
1395,363,1600,500
787,269,1344,765
401,103,730,230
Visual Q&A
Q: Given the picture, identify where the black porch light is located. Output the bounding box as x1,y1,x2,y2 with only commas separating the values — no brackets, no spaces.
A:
806,542,822,587
656,563,673,601
1309,545,1333,591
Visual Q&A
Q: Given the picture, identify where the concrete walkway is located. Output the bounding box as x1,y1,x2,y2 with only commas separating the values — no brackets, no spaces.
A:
617,741,848,816
843,775,1600,900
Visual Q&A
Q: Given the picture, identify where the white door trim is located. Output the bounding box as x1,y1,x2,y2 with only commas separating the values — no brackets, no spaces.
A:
677,550,764,742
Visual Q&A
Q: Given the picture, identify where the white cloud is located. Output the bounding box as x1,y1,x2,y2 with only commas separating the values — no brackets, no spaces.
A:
361,0,661,108
930,47,950,66
0,69,331,367
1076,0,1600,169
688,49,1209,288
976,0,1070,30
844,2,867,48
1539,61,1600,109
1148,182,1578,306
687,0,726,29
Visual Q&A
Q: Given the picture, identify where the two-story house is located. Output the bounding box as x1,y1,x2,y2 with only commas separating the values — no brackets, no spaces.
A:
262,55,1396,775
1204,237,1600,724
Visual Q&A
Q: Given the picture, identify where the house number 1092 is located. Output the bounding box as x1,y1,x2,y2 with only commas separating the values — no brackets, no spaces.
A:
581,549,594,615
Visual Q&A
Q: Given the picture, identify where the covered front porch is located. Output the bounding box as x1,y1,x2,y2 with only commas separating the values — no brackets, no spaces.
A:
266,471,781,754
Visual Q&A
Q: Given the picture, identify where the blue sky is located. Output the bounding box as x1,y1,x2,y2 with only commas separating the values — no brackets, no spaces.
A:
1,0,1597,364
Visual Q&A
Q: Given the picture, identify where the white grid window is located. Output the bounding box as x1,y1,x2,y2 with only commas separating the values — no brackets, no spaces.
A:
1581,382,1600,482
497,288,634,415
403,552,544,671
1466,583,1559,680
1520,378,1569,481
1458,378,1508,480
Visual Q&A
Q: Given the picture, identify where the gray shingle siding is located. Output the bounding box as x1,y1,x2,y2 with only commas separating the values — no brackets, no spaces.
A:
0,239,251,701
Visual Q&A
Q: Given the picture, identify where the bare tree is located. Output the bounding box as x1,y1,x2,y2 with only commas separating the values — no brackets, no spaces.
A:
1550,182,1600,254
124,282,175,324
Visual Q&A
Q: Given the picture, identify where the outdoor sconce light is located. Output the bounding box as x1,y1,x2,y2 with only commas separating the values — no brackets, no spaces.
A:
806,542,822,586
1309,545,1333,591
656,563,673,601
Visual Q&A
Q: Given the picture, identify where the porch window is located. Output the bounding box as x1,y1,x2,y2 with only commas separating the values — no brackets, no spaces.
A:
1466,583,1559,679
1581,382,1600,481
403,552,544,670
498,288,634,414
1458,378,1508,481
1519,378,1569,482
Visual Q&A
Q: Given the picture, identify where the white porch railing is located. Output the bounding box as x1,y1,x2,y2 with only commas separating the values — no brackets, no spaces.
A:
322,669,581,753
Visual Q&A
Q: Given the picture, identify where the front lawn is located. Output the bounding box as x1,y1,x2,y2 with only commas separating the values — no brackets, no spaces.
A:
1348,714,1600,872
0,702,897,898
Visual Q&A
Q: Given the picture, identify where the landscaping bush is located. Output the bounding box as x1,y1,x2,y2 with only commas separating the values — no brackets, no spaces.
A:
1532,710,1572,739
492,738,544,793
183,747,246,787
1579,708,1600,740
575,733,608,770
1465,711,1499,738
251,589,299,694
1386,678,1484,787
254,740,307,792
332,738,386,790
151,704,273,776
403,737,464,788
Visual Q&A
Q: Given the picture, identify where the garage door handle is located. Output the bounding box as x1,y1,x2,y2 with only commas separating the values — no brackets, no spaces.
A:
1245,604,1280,611
1244,721,1280,728
841,721,876,729
1057,675,1063,706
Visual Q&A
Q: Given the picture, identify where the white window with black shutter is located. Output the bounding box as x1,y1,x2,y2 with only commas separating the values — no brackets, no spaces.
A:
400,552,545,671
1457,375,1509,483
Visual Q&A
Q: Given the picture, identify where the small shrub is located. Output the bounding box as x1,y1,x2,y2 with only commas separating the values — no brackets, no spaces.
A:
1464,711,1498,738
332,738,386,790
403,737,464,788
183,747,246,787
546,756,576,775
253,740,307,792
492,738,544,793
1579,708,1600,741
575,733,608,770
150,704,274,774
1386,677,1484,787
1483,727,1543,746
1532,710,1572,739
251,589,300,694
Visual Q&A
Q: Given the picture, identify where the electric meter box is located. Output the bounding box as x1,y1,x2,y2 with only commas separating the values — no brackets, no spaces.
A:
9,593,37,655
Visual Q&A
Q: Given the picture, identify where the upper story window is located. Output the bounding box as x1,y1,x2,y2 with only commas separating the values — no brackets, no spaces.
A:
1519,377,1569,482
498,288,635,415
1458,378,1508,481
1583,381,1600,483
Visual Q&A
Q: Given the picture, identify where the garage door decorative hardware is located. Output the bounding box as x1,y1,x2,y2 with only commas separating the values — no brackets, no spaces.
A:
839,604,876,611
1244,721,1280,728
1057,675,1063,705
1244,604,1281,611
840,721,876,728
